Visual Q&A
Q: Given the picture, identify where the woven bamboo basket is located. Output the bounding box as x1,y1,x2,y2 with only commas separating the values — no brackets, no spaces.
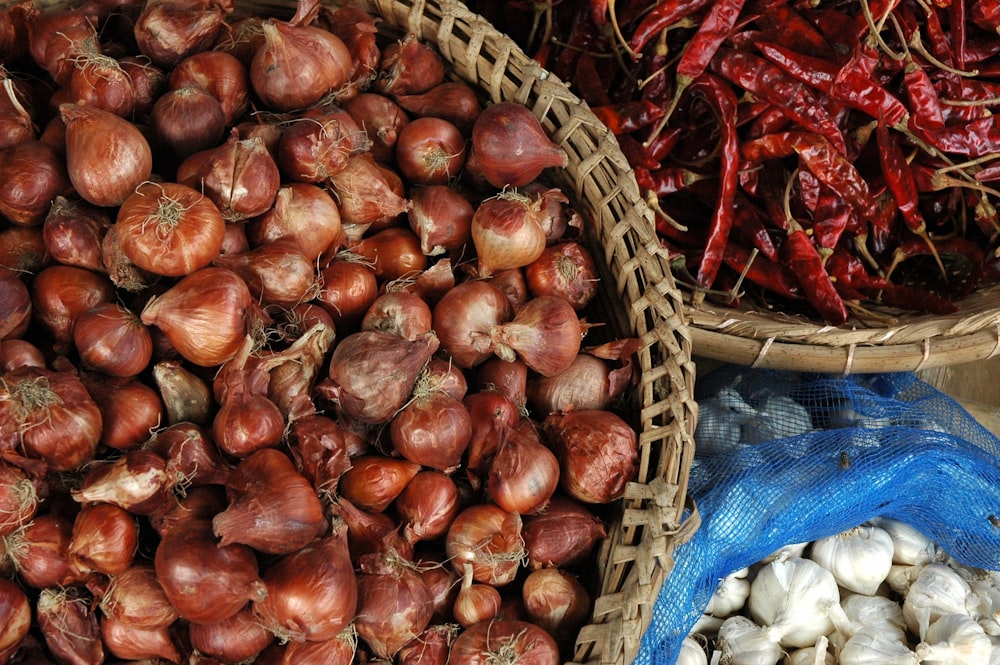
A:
685,283,1000,374
12,0,701,662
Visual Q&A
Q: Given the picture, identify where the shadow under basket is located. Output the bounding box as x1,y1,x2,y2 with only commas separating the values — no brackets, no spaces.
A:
14,0,702,662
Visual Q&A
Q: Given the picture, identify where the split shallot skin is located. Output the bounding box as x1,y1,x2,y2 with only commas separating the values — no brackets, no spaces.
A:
0,1,640,663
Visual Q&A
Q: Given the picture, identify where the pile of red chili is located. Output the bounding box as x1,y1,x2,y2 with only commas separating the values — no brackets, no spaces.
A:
474,0,1000,325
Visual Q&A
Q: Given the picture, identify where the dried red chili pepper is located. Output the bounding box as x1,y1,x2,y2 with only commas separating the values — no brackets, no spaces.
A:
710,48,848,154
688,73,740,289
627,0,714,55
722,239,804,299
741,131,876,222
785,222,850,324
903,60,945,132
591,100,666,135
750,0,834,58
756,41,910,129
636,166,707,196
912,115,1000,157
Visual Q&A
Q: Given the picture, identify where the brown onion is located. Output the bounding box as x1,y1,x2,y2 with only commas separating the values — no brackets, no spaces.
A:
31,264,115,352
351,226,428,282
176,133,281,222
286,414,352,497
525,241,600,310
277,628,357,665
395,116,466,185
339,455,421,514
319,330,439,424
2,367,102,471
4,514,85,589
0,339,46,372
188,604,274,663
133,0,230,69
361,291,433,341
0,72,36,151
99,614,180,662
396,471,460,543
471,190,548,276
0,226,48,274
82,374,163,450
41,196,109,273
471,102,568,188
391,389,471,473
521,495,606,569
543,409,639,504
155,517,267,624
397,624,457,665
213,240,317,307
343,92,409,164
476,356,528,408
71,449,170,515
328,153,410,231
522,568,590,641
432,280,512,369
445,503,523,586
151,86,227,160
407,184,474,256
375,33,445,96
67,502,139,575
355,551,434,659
253,524,357,643
449,619,559,665
73,303,152,377
213,448,327,554
247,182,341,261
526,340,640,414
0,140,71,226
335,497,401,566
277,105,367,183
169,49,250,125
68,53,136,117
0,459,40,538
463,390,521,489
250,19,352,112
118,56,166,115
396,81,482,135
140,266,252,367
489,295,582,377
149,421,230,488
60,102,152,207
487,418,560,515
99,563,178,628
0,269,30,341
453,570,502,628
316,256,379,328
37,587,103,665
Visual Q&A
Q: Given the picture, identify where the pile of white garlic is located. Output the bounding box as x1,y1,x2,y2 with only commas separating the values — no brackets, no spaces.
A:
680,517,1000,665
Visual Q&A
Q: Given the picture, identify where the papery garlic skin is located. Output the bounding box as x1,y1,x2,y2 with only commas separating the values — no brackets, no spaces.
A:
786,635,834,665
829,593,908,651
915,613,992,665
809,525,893,595
748,558,840,648
690,613,724,638
886,563,923,597
677,636,708,665
705,568,751,617
716,615,783,665
761,542,809,564
955,565,1000,636
903,563,978,639
869,517,942,566
838,630,920,665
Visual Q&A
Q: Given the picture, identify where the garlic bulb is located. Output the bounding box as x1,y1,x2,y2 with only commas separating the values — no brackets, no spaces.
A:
705,568,751,617
960,569,1000,636
743,393,813,443
915,614,992,665
748,558,841,648
786,636,834,665
716,615,782,665
690,613,724,637
885,563,922,597
694,387,757,455
903,563,978,639
838,630,920,665
809,525,894,595
761,542,809,564
868,517,942,566
677,636,708,665
828,593,908,651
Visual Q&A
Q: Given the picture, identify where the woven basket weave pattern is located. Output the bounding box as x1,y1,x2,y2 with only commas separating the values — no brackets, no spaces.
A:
13,0,703,662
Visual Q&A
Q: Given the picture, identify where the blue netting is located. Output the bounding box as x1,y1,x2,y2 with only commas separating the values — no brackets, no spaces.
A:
635,367,1000,665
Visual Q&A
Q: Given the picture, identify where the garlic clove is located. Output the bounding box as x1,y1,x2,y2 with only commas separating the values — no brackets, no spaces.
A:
839,630,920,665
705,570,751,617
716,615,782,665
903,562,977,639
809,524,894,595
916,613,992,665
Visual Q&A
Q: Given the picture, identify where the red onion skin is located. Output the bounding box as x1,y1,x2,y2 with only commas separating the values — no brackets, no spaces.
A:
543,410,640,504
99,614,181,662
188,604,275,663
470,102,568,188
7,514,86,590
522,494,607,569
212,448,327,555
390,390,472,473
37,587,104,665
448,619,560,665
253,525,358,643
154,518,267,624
68,502,139,576
0,577,32,662
396,470,460,543
445,504,523,587
432,280,513,369
98,563,178,628
489,295,582,377
397,624,457,665
486,419,560,516
355,554,434,660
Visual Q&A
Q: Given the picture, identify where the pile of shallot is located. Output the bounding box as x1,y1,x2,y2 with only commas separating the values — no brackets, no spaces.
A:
0,0,644,663
681,518,1000,665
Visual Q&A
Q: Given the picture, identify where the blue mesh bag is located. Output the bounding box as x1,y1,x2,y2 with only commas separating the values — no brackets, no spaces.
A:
634,366,1000,665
